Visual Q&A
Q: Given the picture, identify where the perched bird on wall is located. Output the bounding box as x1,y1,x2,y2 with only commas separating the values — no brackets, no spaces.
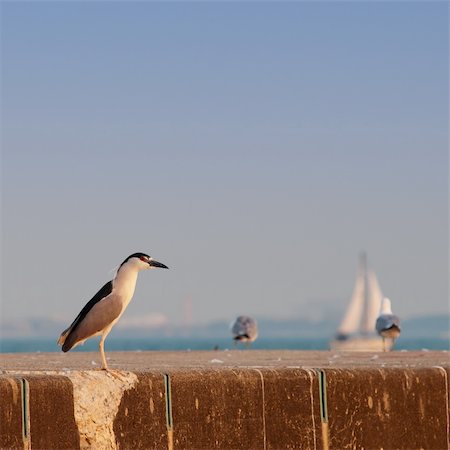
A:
231,315,258,348
57,252,168,370
375,297,401,352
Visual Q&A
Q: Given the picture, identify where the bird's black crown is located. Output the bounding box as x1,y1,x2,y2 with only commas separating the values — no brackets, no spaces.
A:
120,252,150,267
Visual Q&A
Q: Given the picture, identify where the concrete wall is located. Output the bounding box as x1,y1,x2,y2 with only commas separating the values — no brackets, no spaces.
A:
1,359,449,449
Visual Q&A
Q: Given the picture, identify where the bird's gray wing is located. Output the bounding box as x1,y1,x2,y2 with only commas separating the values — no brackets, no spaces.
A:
61,292,123,352
231,317,245,336
58,280,113,346
376,314,401,333
232,316,256,337
388,314,401,329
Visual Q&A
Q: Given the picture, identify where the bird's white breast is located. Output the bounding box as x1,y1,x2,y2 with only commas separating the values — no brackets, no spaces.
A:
112,264,140,311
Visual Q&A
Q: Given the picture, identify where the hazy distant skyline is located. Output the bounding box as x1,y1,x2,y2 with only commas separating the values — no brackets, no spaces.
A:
1,2,448,327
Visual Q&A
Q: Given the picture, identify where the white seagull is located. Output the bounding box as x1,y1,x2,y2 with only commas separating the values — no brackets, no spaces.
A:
375,297,401,352
58,252,168,370
231,315,258,347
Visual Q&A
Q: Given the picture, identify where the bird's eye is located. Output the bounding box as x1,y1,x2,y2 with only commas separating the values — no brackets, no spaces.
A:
139,256,148,262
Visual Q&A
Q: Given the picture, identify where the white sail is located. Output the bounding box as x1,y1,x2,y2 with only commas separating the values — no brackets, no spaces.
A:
331,253,391,351
336,264,364,336
363,270,383,334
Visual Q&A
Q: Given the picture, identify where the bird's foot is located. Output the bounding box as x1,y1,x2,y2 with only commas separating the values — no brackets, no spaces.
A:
102,368,128,381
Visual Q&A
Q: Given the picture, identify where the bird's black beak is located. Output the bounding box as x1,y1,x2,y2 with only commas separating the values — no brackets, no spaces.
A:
148,259,169,269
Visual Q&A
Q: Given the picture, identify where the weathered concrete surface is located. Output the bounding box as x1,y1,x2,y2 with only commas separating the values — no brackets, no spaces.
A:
0,377,23,450
64,371,138,450
326,367,448,450
262,368,322,450
171,369,265,449
26,375,80,450
113,373,167,450
1,350,449,450
2,349,449,371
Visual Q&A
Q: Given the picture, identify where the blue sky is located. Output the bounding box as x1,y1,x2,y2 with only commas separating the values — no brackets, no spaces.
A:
1,2,448,326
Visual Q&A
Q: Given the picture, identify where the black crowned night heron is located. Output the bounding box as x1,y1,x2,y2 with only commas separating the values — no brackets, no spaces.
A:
57,252,168,369
375,297,401,352
231,315,258,347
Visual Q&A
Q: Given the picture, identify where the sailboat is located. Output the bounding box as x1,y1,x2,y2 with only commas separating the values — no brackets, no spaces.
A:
330,253,390,351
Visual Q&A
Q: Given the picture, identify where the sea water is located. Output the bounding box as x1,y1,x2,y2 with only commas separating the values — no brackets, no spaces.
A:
0,336,448,353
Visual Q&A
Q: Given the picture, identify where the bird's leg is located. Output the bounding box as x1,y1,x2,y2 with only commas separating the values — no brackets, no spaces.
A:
99,336,108,370
382,337,386,352
98,334,127,381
